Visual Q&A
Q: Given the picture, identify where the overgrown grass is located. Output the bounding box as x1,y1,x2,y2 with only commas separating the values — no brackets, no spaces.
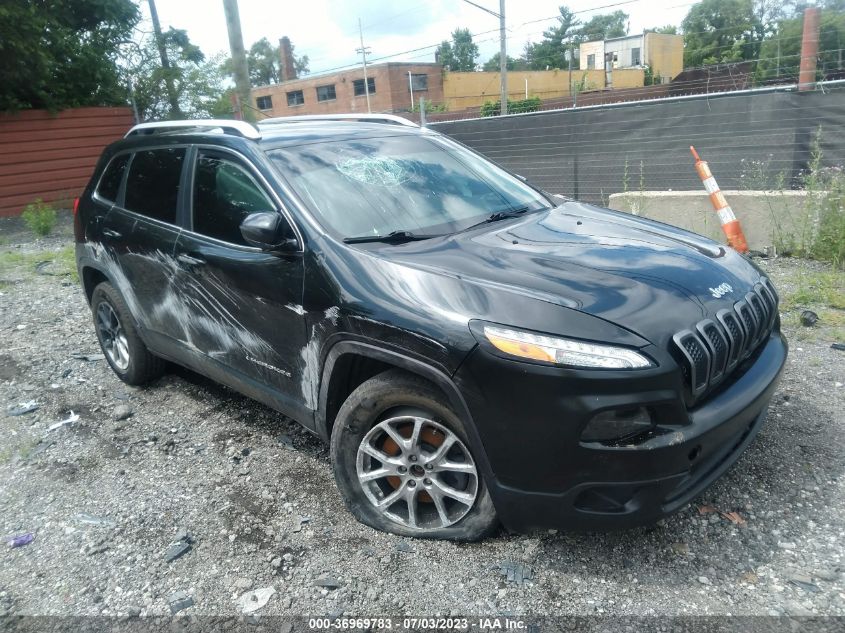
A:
0,245,77,282
740,127,845,267
777,267,845,342
779,270,845,311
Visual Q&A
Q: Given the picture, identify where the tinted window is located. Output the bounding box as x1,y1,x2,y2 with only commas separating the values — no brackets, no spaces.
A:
411,74,428,91
287,90,304,106
268,135,549,239
256,95,272,110
316,85,336,102
192,154,274,245
96,154,129,202
124,148,185,223
631,47,641,65
353,78,375,96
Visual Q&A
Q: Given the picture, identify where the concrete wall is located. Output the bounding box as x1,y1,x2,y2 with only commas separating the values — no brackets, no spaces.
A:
579,41,604,70
604,35,644,68
608,190,808,252
251,63,443,117
0,107,134,217
580,33,683,83
443,69,644,110
644,33,684,82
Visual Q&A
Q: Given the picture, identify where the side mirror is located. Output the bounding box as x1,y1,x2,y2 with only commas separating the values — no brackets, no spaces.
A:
240,212,298,251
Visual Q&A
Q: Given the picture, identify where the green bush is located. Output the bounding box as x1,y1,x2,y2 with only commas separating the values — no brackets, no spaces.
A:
480,96,542,117
21,199,57,237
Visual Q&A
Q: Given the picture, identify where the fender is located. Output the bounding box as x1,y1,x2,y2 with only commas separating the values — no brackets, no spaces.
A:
316,339,498,489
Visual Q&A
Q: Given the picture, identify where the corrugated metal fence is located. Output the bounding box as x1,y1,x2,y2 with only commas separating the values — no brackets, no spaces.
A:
0,107,134,217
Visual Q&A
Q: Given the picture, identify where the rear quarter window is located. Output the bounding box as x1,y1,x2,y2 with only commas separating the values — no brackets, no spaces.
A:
124,148,186,224
96,153,129,203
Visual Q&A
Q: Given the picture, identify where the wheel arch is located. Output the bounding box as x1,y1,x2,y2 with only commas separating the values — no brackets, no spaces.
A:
80,264,109,305
317,341,479,449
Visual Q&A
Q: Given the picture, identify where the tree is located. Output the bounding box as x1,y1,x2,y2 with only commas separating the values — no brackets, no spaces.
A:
523,5,580,70
646,25,679,34
579,10,629,42
123,29,229,121
237,37,311,86
0,0,139,111
681,0,792,67
757,7,845,80
436,28,479,71
482,52,526,72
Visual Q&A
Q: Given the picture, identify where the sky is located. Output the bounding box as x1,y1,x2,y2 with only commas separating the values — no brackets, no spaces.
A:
145,0,697,76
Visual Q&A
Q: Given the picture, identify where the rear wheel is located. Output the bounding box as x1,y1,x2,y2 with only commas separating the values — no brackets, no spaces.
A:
330,369,498,540
91,282,166,385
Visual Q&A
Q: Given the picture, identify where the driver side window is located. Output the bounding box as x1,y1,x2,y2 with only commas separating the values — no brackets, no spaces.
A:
192,152,275,245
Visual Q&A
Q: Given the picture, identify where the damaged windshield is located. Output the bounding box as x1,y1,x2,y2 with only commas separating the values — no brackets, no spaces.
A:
266,134,550,240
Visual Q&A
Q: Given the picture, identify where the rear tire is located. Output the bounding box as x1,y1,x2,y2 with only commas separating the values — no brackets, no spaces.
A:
330,369,498,541
91,282,166,385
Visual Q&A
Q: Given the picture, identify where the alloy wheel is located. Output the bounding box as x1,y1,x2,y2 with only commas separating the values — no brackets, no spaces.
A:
95,301,130,371
355,415,478,531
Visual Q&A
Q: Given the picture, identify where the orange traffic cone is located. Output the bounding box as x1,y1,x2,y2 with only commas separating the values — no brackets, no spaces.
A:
690,146,749,253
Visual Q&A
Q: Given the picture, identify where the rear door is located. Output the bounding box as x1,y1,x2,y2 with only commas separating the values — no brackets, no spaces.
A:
172,147,307,415
99,146,188,351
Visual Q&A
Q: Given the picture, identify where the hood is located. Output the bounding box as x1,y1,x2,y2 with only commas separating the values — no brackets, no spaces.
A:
385,202,763,348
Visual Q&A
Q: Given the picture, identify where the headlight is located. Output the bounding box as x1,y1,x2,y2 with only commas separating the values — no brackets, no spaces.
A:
482,325,652,369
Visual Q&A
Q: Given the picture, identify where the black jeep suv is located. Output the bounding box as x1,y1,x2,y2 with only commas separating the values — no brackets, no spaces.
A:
75,115,787,540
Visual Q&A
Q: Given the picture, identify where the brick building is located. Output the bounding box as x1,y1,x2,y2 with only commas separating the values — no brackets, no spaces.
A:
250,62,443,118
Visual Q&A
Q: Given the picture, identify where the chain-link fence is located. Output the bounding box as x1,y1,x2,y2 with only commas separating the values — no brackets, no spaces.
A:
431,81,845,206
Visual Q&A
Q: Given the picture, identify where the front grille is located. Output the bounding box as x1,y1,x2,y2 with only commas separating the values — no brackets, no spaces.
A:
672,278,778,404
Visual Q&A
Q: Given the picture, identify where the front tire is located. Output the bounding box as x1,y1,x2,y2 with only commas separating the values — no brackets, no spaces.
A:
91,282,166,385
330,369,498,540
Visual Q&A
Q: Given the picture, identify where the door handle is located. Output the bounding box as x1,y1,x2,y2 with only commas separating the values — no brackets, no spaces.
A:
176,253,206,268
102,228,122,239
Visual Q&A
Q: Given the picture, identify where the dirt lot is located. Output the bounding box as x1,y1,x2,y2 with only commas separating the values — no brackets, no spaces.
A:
1,214,844,619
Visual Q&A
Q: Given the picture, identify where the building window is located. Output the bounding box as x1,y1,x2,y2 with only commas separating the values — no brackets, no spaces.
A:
316,84,336,102
586,54,595,70
286,90,304,107
353,77,376,97
631,47,641,66
410,74,428,91
256,95,272,110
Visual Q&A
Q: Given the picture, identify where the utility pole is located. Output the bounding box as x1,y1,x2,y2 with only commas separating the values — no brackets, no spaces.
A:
461,0,507,115
357,19,372,113
147,0,181,117
408,71,415,110
222,0,253,121
499,0,507,115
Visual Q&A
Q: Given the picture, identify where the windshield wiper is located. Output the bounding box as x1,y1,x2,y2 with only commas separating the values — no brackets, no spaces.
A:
343,230,441,244
459,206,534,233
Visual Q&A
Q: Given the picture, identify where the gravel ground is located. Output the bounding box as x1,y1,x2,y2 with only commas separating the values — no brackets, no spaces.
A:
1,215,844,619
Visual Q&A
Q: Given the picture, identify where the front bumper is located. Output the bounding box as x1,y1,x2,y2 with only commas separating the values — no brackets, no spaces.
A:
453,330,787,532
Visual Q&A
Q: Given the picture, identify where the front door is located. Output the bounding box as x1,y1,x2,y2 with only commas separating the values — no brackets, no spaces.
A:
172,148,308,418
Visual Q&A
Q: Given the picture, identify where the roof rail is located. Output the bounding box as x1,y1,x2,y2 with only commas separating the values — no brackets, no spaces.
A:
257,113,418,128
125,119,261,140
